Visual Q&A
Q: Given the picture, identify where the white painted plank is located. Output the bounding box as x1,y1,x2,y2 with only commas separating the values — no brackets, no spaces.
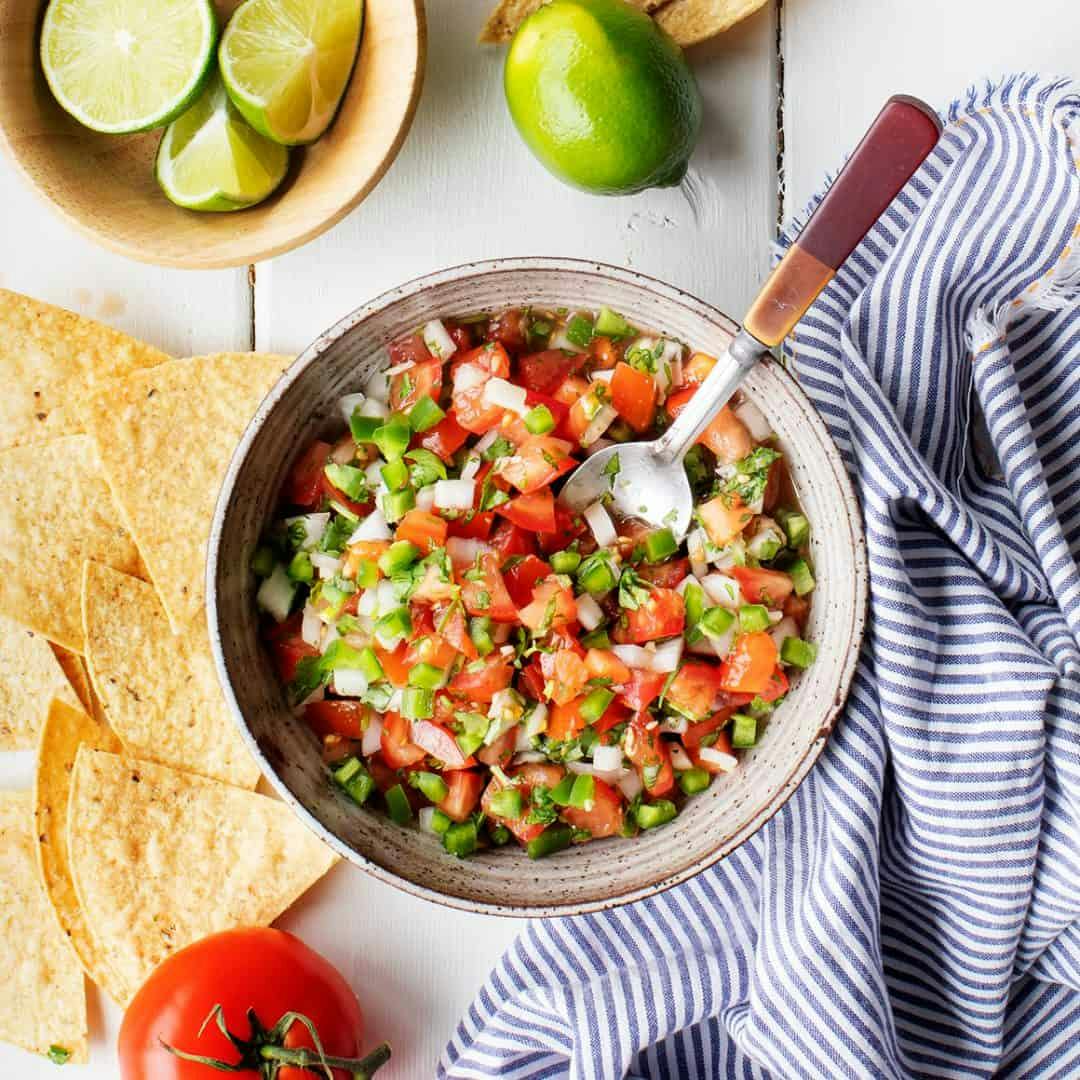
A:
782,0,1080,222
255,0,780,353
0,150,250,357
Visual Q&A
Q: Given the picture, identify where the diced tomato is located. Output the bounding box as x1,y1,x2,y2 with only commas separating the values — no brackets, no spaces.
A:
783,593,810,628
551,375,590,408
481,773,544,844
666,661,727,720
611,586,685,644
343,539,390,581
638,557,690,589
387,332,433,369
682,351,716,385
445,321,474,353
486,309,528,352
610,362,656,433
439,770,485,823
667,391,753,464
304,700,368,739
373,642,411,688
537,505,589,555
547,696,587,740
404,630,459,672
520,578,577,633
451,345,512,433
431,600,477,660
395,509,448,553
446,510,494,541
489,518,537,558
763,459,782,511
682,709,736,751
561,777,624,838
616,669,667,712
719,632,779,695
584,648,631,684
380,711,427,768
593,699,630,736
517,349,587,394
759,666,790,703
494,435,575,494
698,493,753,547
282,440,331,509
624,715,675,797
419,414,470,463
264,613,318,683
497,489,557,533
390,357,442,412
367,755,401,794
519,655,546,700
410,719,469,768
730,566,794,608
477,725,518,767
588,336,621,370
566,384,611,444
459,552,517,622
688,727,735,774
524,389,569,428
451,342,511,381
502,554,553,607
541,650,590,708
448,653,514,703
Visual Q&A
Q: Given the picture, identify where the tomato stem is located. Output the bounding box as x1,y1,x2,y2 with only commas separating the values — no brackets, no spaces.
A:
259,1040,392,1078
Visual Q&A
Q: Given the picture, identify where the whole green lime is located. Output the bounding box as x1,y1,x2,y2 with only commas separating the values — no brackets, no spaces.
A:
504,0,702,195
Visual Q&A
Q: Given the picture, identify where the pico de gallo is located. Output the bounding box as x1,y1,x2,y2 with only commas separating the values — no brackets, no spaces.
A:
253,305,817,859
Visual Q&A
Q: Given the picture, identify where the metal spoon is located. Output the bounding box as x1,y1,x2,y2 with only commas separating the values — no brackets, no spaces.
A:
559,94,943,538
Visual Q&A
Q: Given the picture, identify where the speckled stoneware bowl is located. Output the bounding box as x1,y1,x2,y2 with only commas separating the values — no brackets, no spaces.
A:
208,258,868,917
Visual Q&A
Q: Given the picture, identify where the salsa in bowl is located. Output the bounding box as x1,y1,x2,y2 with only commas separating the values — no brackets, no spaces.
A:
208,258,866,914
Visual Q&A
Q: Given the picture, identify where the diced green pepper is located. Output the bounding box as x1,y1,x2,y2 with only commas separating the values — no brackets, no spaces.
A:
354,558,380,589
405,448,447,488
401,686,434,720
738,604,771,633
408,662,445,690
357,646,384,683
731,712,758,748
287,551,314,583
350,412,382,444
577,553,618,595
489,788,524,819
324,463,367,501
454,711,489,757
488,822,512,845
700,606,736,639
468,615,494,656
565,314,594,347
567,773,595,809
684,581,706,631
636,799,677,830
409,770,449,803
430,808,453,835
373,413,412,461
780,636,817,669
788,558,816,596
443,820,478,858
777,509,811,548
594,306,633,338
409,394,446,433
524,404,556,435
579,627,611,649
328,499,359,523
643,528,678,563
550,774,576,806
381,458,410,492
374,606,411,646
527,823,574,859
251,545,275,578
550,549,581,574
579,688,614,725
332,756,375,805
379,540,420,576
381,487,416,523
678,767,711,795
385,784,412,824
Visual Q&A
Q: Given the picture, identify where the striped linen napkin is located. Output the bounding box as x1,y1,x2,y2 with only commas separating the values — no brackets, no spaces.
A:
439,74,1080,1079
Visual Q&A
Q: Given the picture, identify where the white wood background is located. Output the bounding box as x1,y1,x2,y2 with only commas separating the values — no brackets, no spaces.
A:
1,1,1076,1076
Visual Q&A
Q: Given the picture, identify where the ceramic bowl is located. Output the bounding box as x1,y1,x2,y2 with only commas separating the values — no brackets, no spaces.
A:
0,0,425,269
208,258,868,916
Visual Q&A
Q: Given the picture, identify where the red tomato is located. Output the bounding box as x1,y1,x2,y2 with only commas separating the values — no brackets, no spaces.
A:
719,633,779,695
343,540,390,582
395,509,448,553
388,332,433,368
282,440,331,509
730,566,794,607
431,600,477,660
446,321,474,353
783,593,810,628
448,653,514,703
566,384,610,445
589,336,621,370
537,505,589,554
625,715,675,796
517,349,586,394
373,642,411,687
451,345,512,433
494,435,576,494
543,651,590,709
682,709,736,751
305,700,368,739
666,661,727,720
593,699,631,736
551,375,590,408
611,586,685,644
381,711,427,768
524,389,570,429
561,777,624,839
481,771,546,844
404,631,458,672
419,414,470,463
118,928,378,1080
584,648,631,684
489,518,537,558
698,493,754,547
688,727,735,774
476,724,518,767
486,309,528,351
759,666,790,703
447,509,495,541
410,719,469,768
610,362,657,433
637,557,690,588
264,613,318,683
519,578,577,633
667,392,753,464
460,552,517,622
617,669,668,712
390,357,442,412
438,770,485,823
682,351,716,385
502,554,553,607
497,489,557,533
519,655,546,700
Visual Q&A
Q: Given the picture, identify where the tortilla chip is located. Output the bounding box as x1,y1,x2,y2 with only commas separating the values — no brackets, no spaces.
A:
0,791,87,1063
480,0,663,42
82,561,259,789
0,617,82,750
68,748,338,1001
653,0,768,46
0,435,143,653
0,288,167,451
49,645,93,714
34,698,130,1005
81,353,290,634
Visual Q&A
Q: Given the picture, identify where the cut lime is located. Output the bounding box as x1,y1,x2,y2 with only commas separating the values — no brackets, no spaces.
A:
40,0,217,135
156,74,290,212
219,0,364,146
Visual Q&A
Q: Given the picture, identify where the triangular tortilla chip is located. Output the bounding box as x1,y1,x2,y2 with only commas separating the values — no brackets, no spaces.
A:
653,0,768,46
0,791,87,1064
68,748,338,1001
81,353,290,633
34,698,130,1005
0,435,143,652
49,645,93,715
0,616,82,749
82,561,259,789
0,288,168,450
480,0,664,43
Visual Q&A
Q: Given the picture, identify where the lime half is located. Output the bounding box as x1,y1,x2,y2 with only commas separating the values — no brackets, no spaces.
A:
219,0,364,146
40,0,217,135
156,74,290,212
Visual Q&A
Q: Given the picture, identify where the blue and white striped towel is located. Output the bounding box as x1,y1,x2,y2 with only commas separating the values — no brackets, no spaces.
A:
439,75,1080,1079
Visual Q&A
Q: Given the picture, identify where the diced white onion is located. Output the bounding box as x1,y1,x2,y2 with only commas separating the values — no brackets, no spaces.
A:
734,397,773,441
699,746,739,771
580,403,618,447
256,566,297,624
618,770,643,801
584,501,617,548
669,743,695,771
415,485,436,511
702,573,743,609
575,593,604,631
362,369,389,402
330,439,355,465
770,616,799,651
447,536,492,569
419,807,440,834
710,538,747,570
687,527,709,578
310,552,343,579
688,635,722,657
592,744,624,773
357,588,378,617
359,396,390,419
612,644,653,670
362,713,383,756
301,608,323,647
383,359,417,378
474,429,502,455
434,478,475,510
650,637,684,673
585,437,615,457
512,751,548,764
320,622,341,653
454,363,488,394
550,328,586,353
589,369,614,384
349,509,392,543
525,703,549,738
514,725,534,752
708,623,737,658
653,340,684,396
768,610,784,625
422,319,457,361
375,580,398,615
483,377,528,416
386,689,404,713
338,392,366,424
660,713,688,734
333,668,369,697
460,454,482,481
286,513,329,551
364,460,383,485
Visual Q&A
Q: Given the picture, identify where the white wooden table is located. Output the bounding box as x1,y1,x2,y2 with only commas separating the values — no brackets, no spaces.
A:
1,1,1075,1075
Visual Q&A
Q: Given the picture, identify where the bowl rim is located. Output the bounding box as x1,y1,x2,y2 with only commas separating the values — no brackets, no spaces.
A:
207,256,869,917
0,0,427,270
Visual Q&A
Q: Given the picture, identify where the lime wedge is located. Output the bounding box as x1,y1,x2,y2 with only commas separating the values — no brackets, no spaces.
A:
40,0,217,135
219,0,364,146
156,74,290,212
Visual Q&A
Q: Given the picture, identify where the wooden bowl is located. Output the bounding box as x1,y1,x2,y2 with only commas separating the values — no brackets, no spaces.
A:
208,259,869,916
0,0,425,268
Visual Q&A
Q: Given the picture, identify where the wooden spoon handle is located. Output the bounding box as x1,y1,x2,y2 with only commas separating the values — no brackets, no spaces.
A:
743,95,942,347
